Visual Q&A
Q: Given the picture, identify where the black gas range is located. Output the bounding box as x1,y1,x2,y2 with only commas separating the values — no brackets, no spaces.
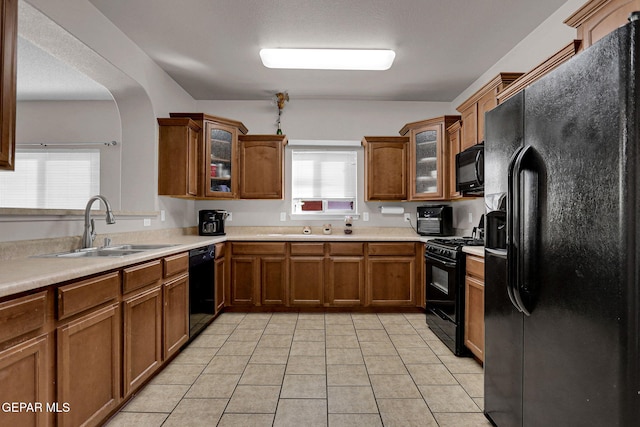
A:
424,237,483,356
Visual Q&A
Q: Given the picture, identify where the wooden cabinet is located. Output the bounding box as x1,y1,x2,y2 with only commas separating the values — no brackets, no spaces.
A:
290,243,325,306
362,136,409,201
498,40,581,103
57,303,121,427
167,113,248,199
0,0,17,171
122,261,163,397
158,118,201,197
465,254,485,362
214,242,226,314
163,253,189,359
366,243,419,306
446,121,462,200
231,243,287,306
326,243,365,306
456,73,523,150
564,0,640,51
238,134,287,199
400,116,460,200
0,290,53,427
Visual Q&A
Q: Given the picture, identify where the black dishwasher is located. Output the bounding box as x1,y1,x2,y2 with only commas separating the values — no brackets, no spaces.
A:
189,244,216,338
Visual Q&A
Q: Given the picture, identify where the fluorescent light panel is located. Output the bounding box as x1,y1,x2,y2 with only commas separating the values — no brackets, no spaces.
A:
259,48,395,70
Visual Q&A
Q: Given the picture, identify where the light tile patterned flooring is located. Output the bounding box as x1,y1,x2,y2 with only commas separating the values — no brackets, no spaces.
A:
106,312,491,426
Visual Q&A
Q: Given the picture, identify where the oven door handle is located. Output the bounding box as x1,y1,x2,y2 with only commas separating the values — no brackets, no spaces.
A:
424,253,457,268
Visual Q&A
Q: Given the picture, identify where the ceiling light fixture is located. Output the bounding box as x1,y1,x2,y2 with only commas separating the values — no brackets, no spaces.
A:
259,48,396,71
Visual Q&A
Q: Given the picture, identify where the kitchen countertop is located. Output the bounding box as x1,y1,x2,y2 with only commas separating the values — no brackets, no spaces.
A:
462,246,485,257
0,226,433,299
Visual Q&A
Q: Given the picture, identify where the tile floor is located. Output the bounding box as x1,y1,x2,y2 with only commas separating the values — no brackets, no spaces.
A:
106,312,491,426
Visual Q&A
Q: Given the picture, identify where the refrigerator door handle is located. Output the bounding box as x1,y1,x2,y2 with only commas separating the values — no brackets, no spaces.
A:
507,145,533,315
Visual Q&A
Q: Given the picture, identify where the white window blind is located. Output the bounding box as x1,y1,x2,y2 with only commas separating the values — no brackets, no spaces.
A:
291,150,357,215
0,149,100,209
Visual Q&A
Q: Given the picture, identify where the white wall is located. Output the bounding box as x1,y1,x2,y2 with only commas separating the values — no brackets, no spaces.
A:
452,0,585,108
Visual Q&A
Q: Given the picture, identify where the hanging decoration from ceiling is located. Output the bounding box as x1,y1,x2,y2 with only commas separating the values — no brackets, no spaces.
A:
274,91,289,135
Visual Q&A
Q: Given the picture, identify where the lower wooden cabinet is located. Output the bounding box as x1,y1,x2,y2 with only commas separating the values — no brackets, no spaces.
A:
231,243,287,306
214,243,226,314
123,286,162,397
57,303,121,427
367,243,418,306
228,242,419,309
0,334,53,427
465,254,485,362
290,256,324,306
163,274,189,359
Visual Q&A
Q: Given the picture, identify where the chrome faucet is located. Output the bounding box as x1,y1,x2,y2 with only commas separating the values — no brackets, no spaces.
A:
82,195,116,248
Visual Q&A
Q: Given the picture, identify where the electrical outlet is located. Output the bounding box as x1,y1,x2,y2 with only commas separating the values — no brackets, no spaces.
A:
404,213,411,222
362,212,369,222
280,212,287,221
469,212,473,223
227,212,232,222
160,210,165,222
143,218,151,227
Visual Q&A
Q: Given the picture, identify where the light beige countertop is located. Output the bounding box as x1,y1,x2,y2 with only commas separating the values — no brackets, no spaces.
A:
0,226,432,299
462,246,485,257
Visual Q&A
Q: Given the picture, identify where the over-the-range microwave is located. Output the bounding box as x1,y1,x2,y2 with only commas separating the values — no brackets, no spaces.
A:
456,142,484,195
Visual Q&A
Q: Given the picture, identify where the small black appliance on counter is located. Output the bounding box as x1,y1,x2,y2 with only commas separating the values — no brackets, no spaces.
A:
417,205,453,236
198,210,228,236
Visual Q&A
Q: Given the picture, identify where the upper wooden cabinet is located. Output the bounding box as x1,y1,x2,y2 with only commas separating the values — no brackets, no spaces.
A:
446,121,462,200
565,0,640,51
498,40,582,103
0,0,17,171
400,115,460,201
158,118,201,198
456,73,523,150
362,136,409,201
168,113,248,199
238,134,287,199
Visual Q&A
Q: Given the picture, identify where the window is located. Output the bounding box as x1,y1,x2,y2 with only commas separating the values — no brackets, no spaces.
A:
291,149,357,216
0,149,100,209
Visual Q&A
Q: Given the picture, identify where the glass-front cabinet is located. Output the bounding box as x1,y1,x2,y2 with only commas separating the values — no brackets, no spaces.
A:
169,113,248,199
400,116,460,200
205,122,236,198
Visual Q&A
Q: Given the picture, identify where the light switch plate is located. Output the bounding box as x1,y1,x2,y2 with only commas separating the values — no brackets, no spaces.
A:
362,212,369,221
160,210,165,222
468,212,473,223
280,212,287,221
143,218,151,227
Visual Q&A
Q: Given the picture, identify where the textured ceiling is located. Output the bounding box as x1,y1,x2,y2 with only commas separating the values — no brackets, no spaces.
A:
19,0,569,102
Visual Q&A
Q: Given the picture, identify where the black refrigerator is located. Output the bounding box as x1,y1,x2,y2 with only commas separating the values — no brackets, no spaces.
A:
484,14,640,427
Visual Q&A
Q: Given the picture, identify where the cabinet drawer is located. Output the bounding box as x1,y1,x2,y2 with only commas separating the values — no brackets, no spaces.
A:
232,242,286,255
328,243,364,256
290,243,325,256
367,242,416,256
123,260,163,294
58,272,120,320
163,252,188,279
215,242,226,259
0,291,48,344
466,255,485,279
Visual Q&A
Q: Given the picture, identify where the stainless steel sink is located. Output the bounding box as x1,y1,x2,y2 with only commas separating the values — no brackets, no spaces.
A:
39,248,146,258
37,243,176,258
105,244,177,250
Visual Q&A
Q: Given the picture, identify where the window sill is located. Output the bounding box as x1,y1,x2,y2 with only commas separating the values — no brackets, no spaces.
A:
289,213,360,221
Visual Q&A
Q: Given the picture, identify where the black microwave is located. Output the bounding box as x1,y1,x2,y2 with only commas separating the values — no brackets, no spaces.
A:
456,142,484,195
